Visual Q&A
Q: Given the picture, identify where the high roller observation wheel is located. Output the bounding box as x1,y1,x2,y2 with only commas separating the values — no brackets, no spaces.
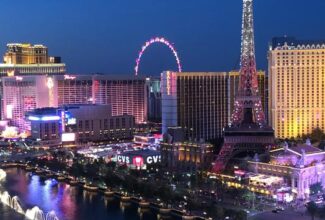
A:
134,37,182,76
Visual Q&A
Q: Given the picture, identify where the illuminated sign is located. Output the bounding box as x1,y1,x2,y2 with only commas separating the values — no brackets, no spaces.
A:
6,105,13,119
46,77,54,89
28,116,60,121
166,71,171,95
61,133,76,142
67,118,76,125
116,154,161,166
146,155,161,164
117,155,130,164
133,156,144,167
64,75,76,80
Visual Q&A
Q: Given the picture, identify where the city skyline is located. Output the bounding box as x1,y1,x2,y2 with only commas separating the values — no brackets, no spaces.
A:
0,0,324,75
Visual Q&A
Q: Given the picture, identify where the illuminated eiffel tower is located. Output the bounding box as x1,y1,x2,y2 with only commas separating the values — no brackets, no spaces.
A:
212,0,274,173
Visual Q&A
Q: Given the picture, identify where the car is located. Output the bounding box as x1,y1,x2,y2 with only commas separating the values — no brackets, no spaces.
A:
272,209,278,213
276,206,285,211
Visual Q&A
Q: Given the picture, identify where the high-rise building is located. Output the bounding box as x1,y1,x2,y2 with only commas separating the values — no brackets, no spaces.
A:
161,70,268,142
147,77,161,122
55,74,148,124
93,75,148,124
26,104,134,145
0,43,66,77
268,37,325,138
0,43,65,120
161,71,229,142
56,75,93,106
2,75,58,131
4,43,49,64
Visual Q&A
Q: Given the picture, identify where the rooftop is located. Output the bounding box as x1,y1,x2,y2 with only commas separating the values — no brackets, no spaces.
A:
121,149,160,157
271,36,325,50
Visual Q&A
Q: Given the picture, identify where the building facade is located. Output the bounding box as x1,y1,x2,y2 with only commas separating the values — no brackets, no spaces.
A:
92,75,148,124
269,37,325,138
2,75,58,131
26,104,134,144
161,141,214,173
161,71,267,142
161,71,229,142
147,77,161,122
0,43,65,77
56,75,93,106
249,141,325,199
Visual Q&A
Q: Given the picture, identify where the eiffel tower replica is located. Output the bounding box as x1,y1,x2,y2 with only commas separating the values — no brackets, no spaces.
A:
212,0,274,173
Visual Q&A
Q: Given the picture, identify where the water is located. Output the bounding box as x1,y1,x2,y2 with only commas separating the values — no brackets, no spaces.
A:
0,168,158,220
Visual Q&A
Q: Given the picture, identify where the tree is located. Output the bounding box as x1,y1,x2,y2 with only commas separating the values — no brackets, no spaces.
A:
309,128,325,143
69,161,84,179
235,210,247,220
242,190,255,209
306,201,318,220
310,182,323,195
216,206,224,220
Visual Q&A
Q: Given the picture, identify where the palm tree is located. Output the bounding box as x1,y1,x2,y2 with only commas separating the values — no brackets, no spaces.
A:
306,201,318,220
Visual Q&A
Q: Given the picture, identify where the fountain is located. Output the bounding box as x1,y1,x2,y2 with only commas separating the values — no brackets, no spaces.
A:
0,170,60,220
25,206,45,220
25,207,60,220
46,210,60,220
0,169,7,181
11,196,25,214
0,191,25,214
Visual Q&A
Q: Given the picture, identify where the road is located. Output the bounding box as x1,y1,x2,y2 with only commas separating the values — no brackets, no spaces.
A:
249,209,320,220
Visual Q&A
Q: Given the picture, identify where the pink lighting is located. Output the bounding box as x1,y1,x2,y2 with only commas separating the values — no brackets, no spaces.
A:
134,37,182,76
64,75,76,80
133,156,144,167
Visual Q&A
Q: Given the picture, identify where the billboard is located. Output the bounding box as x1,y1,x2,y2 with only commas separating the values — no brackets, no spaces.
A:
61,133,76,142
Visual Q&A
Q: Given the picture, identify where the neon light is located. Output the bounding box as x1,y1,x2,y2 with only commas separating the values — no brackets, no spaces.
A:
46,77,54,89
67,118,76,125
166,71,171,95
28,115,60,121
6,105,13,119
61,133,76,142
28,116,40,121
64,75,76,80
41,116,60,121
135,37,182,76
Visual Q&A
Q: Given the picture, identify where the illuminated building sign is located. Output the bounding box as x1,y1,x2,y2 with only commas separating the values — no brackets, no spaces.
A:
166,71,171,95
64,75,76,80
117,155,130,164
116,154,161,166
6,105,13,119
28,115,61,121
133,156,144,167
46,77,54,89
146,155,161,164
67,118,76,125
61,133,76,142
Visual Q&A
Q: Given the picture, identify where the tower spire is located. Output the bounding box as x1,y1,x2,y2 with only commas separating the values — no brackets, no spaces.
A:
212,0,274,174
231,0,265,126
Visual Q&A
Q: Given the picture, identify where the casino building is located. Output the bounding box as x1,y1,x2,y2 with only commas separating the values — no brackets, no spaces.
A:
114,149,161,170
161,70,266,142
269,37,325,138
26,104,134,145
248,140,325,199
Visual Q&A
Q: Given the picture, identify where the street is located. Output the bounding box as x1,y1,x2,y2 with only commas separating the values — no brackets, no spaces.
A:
249,209,321,220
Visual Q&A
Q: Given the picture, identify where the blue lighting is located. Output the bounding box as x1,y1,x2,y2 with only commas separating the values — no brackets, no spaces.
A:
28,116,61,121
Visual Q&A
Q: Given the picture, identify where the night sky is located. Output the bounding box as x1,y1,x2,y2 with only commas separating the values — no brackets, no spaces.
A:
0,0,325,76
